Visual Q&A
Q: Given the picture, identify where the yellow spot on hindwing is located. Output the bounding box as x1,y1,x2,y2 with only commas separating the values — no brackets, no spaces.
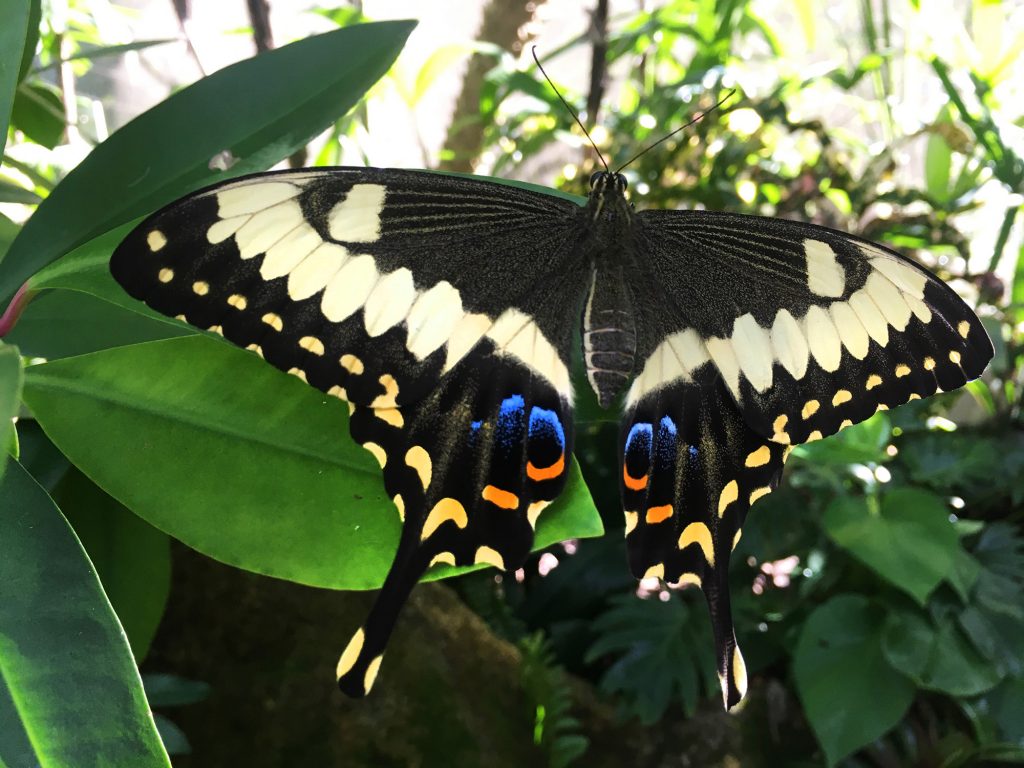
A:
261,312,283,331
299,336,325,356
336,628,364,680
527,500,550,528
227,294,248,310
287,367,307,382
802,400,820,419
192,280,209,296
421,498,467,540
430,552,456,568
405,446,432,490
908,393,921,401
745,445,771,467
749,486,772,505
958,320,970,339
482,485,519,510
866,374,882,390
731,646,748,707
718,480,739,518
474,546,505,570
147,230,167,251
624,511,639,535
362,442,386,468
674,572,702,588
158,268,174,283
839,418,854,430
924,357,936,371
364,656,383,694
732,529,743,550
246,343,264,357
895,364,911,378
807,430,823,442
374,408,404,428
644,563,665,580
371,374,399,409
949,350,962,364
340,354,365,375
832,389,852,406
645,504,673,524
678,522,715,566
393,494,405,522
772,414,790,443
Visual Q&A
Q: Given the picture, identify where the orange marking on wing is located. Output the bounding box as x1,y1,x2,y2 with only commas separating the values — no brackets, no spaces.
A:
645,504,673,524
623,464,648,491
527,452,565,481
481,484,519,510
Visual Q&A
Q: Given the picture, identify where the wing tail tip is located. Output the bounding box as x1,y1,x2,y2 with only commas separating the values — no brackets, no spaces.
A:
719,641,749,712
336,627,385,698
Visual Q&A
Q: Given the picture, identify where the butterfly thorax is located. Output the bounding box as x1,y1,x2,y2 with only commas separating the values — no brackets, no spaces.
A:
581,172,639,409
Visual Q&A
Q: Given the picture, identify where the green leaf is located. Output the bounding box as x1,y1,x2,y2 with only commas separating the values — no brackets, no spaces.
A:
823,489,959,604
794,595,915,766
0,342,22,483
925,111,954,203
0,177,41,204
53,468,171,661
0,0,33,157
0,20,416,304
6,288,192,359
22,336,602,590
0,460,170,768
16,0,40,84
792,411,891,465
882,609,1001,696
9,80,65,149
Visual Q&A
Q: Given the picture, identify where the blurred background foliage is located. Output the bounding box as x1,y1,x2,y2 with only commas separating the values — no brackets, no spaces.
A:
2,0,1023,766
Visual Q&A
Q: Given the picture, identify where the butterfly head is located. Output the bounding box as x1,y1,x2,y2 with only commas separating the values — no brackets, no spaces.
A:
589,171,628,196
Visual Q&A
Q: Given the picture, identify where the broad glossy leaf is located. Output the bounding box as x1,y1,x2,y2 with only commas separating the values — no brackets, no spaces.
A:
882,609,1001,697
54,468,171,661
0,20,416,303
0,0,33,157
0,342,22,482
0,460,170,768
823,489,959,604
794,595,915,766
22,336,602,590
10,80,64,149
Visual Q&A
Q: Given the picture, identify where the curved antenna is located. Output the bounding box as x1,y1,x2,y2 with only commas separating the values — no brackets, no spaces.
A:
613,89,737,174
531,47,610,173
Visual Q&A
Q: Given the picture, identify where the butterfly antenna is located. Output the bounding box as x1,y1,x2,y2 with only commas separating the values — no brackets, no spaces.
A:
531,46,610,173
613,89,738,174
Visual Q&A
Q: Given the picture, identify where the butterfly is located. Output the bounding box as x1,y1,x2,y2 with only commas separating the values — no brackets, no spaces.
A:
109,163,992,711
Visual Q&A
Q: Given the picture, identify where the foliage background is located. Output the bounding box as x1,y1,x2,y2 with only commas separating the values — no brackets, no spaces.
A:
1,1,1023,766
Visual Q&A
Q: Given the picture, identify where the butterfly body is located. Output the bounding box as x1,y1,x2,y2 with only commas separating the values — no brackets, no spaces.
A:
110,165,992,710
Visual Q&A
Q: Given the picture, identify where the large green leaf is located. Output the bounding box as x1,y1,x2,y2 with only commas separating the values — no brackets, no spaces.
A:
22,335,603,590
0,460,170,768
0,342,22,481
823,489,959,604
54,468,172,662
794,595,915,766
0,0,33,158
0,19,416,303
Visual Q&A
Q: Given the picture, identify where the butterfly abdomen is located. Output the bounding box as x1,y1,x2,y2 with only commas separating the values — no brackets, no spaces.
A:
582,267,638,408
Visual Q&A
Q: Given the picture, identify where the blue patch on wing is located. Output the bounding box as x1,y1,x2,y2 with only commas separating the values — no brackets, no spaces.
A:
528,406,565,449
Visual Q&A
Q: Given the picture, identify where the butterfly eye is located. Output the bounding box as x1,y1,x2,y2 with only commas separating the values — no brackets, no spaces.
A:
589,171,604,189
615,173,628,192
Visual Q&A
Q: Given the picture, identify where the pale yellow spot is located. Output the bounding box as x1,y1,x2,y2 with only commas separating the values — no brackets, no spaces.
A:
802,400,820,419
749,486,771,505
227,293,247,310
147,230,167,251
895,364,911,378
718,480,739,518
174,314,187,322
866,374,882,390
421,498,467,540
745,445,771,468
362,441,386,468
773,414,789,434
374,407,404,428
207,325,223,336
371,374,399,409
782,446,794,461
299,336,325,356
732,646,748,702
877,404,890,411
158,268,174,283
192,280,210,296
393,494,405,522
908,393,921,401
261,312,283,331
527,500,550,528
644,563,665,580
839,419,853,429
678,522,715,566
924,357,936,371
958,320,970,339
430,551,456,568
246,343,264,357
327,384,347,400
807,430,823,442
732,529,743,550
363,656,383,694
624,510,639,535
474,546,505,570
949,350,962,364
674,572,702,588
336,628,364,679
405,446,432,490
287,367,307,383
340,354,365,376
832,389,852,407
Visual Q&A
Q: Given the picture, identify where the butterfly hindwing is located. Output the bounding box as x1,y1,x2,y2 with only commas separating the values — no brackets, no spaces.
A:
627,211,992,445
620,374,788,710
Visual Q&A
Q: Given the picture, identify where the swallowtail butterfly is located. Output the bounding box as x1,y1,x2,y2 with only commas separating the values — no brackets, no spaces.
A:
110,163,992,710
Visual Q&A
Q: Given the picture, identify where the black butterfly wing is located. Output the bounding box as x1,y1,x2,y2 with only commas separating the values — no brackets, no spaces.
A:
620,209,992,709
111,168,588,694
